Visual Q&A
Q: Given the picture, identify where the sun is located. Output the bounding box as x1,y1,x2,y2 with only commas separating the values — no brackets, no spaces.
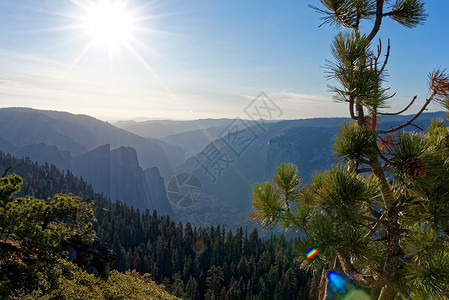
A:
80,0,135,51
69,0,171,88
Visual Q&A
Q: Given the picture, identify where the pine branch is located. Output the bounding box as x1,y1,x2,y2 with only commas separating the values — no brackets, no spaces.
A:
389,283,413,300
366,0,385,43
377,91,436,134
383,0,427,28
378,96,417,115
397,242,439,270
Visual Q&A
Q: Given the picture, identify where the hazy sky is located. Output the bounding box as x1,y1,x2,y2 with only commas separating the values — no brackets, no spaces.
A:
0,0,448,121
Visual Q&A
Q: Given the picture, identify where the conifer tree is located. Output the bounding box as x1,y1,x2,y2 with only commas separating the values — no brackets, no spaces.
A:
251,1,449,299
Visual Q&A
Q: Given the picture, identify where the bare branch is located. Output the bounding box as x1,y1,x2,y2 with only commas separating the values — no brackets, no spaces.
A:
364,212,387,239
377,92,436,134
379,96,417,115
373,39,382,74
409,123,424,131
379,38,391,75
337,253,383,288
1,167,11,178
376,39,382,63
378,151,393,165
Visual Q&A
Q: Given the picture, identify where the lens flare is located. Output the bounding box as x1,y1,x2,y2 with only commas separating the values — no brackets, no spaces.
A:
306,248,318,259
328,271,346,292
327,271,370,300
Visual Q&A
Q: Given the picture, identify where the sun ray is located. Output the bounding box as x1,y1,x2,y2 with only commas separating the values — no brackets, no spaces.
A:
69,40,95,71
15,0,186,95
123,41,170,93
19,25,85,34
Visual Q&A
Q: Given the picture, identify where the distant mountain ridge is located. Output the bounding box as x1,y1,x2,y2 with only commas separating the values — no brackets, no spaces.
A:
0,107,176,215
172,111,446,225
0,107,184,175
0,107,445,229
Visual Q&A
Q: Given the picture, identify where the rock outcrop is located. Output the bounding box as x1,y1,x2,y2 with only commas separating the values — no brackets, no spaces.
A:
64,235,116,278
145,167,173,216
265,126,337,183
71,144,173,215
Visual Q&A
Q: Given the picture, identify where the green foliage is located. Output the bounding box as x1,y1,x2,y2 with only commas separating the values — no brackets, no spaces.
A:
0,174,22,207
326,31,390,111
389,0,427,28
249,182,283,229
389,132,428,175
252,163,383,277
273,162,303,207
312,0,426,29
331,31,370,69
205,265,224,299
310,0,377,28
253,118,449,297
310,165,373,219
332,122,377,167
400,251,449,299
2,193,95,257
267,1,449,298
1,259,180,300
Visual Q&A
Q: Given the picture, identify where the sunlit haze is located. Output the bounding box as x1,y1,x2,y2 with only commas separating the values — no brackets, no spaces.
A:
0,0,448,121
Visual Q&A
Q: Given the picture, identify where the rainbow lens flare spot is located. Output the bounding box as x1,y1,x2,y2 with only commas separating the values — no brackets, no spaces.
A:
306,248,318,259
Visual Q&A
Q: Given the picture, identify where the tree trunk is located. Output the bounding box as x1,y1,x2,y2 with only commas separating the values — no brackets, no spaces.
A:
318,268,328,300
368,154,401,268
378,285,397,300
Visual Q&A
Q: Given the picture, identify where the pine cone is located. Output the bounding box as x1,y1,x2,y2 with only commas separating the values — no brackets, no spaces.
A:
402,157,426,178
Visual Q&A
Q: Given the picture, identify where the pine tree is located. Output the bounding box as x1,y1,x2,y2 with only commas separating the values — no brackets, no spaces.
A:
251,1,449,299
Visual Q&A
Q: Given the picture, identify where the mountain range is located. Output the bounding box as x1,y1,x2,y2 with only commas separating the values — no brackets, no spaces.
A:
1,107,445,229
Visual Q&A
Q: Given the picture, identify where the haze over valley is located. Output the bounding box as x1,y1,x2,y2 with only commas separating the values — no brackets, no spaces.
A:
1,107,444,230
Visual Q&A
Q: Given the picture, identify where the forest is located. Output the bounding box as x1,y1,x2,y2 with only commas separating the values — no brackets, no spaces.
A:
0,152,313,299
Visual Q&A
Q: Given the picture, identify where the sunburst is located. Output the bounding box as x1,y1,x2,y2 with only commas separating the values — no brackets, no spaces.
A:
68,0,173,89
81,0,135,51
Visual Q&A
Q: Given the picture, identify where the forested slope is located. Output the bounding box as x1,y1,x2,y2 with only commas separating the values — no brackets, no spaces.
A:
0,152,313,299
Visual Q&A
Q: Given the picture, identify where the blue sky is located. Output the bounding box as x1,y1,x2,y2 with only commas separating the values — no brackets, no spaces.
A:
0,0,448,121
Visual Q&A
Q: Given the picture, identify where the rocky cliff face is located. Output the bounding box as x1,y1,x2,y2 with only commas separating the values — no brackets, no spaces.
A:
265,126,338,183
110,146,153,211
144,167,173,216
72,144,111,195
70,144,173,215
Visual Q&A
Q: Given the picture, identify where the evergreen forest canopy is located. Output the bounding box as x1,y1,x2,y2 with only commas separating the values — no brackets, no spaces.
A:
0,152,313,299
251,1,449,300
